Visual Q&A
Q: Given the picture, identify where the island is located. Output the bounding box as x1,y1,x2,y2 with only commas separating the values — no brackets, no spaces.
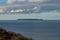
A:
17,19,44,21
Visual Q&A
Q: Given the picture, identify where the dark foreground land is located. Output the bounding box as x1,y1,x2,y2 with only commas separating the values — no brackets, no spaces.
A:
0,28,32,40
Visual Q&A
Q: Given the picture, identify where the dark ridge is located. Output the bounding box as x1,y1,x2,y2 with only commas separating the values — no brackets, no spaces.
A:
0,28,32,40
17,19,44,21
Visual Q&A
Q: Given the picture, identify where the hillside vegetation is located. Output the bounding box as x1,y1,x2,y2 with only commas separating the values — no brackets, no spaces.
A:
0,28,32,40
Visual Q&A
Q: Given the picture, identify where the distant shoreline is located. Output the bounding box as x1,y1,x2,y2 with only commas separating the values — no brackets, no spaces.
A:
0,19,60,21
17,19,44,21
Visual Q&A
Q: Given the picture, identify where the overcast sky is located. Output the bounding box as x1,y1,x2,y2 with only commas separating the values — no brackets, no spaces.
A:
0,0,60,20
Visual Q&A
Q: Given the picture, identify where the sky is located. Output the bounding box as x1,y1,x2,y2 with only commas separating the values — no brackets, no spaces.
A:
0,0,7,2
0,0,60,20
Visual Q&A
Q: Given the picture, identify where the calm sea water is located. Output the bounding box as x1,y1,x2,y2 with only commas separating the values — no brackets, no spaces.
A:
0,20,60,40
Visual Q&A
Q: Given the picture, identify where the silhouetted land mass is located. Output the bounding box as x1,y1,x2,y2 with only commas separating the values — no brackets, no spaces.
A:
17,19,43,21
0,28,32,40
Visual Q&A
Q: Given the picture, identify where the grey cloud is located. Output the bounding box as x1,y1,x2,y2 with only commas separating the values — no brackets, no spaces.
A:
44,0,60,3
0,0,60,13
40,4,60,13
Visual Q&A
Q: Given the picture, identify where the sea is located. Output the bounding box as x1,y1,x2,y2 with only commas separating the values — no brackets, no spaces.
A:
0,20,60,40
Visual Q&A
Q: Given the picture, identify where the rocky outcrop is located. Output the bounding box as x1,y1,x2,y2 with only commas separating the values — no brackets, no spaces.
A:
0,28,32,40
